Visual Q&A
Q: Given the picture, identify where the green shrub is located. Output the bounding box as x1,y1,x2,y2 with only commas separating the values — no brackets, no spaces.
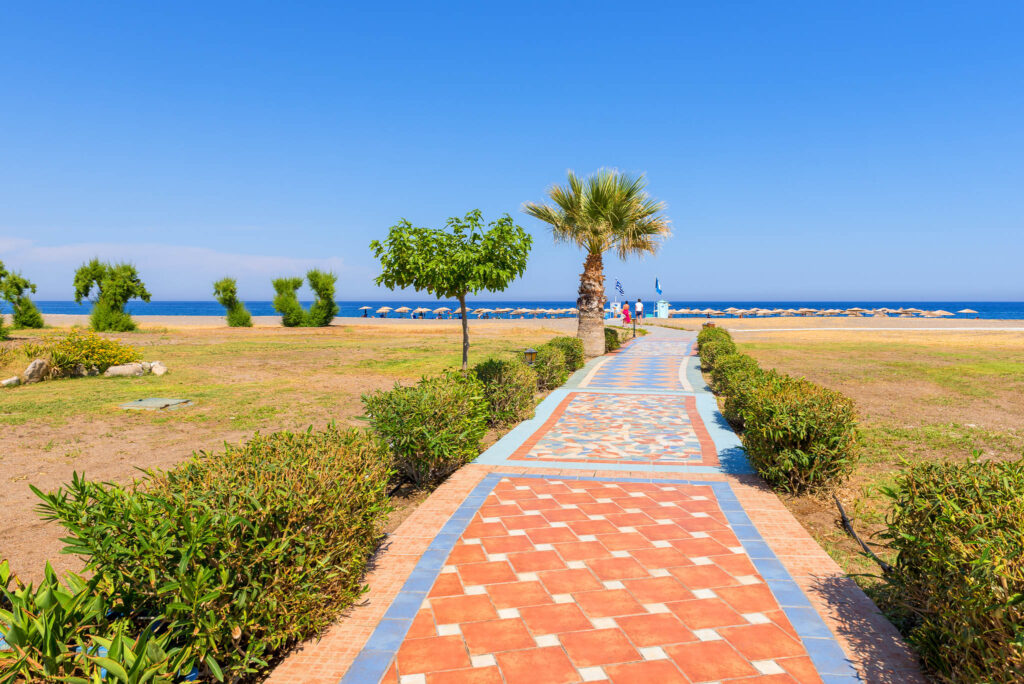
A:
604,327,622,352
880,457,1024,682
710,352,760,397
33,426,393,681
473,357,537,426
73,259,151,332
740,375,857,493
534,344,568,390
548,336,585,371
0,315,6,341
698,337,736,370
363,370,489,485
272,277,306,327
213,277,253,327
721,364,770,429
696,325,731,348
272,271,339,327
0,261,44,329
26,329,142,377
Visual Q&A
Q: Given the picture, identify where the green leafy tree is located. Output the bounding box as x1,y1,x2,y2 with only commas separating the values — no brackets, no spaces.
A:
524,169,670,357
213,277,253,327
0,261,44,329
73,259,151,332
371,209,532,370
271,271,338,327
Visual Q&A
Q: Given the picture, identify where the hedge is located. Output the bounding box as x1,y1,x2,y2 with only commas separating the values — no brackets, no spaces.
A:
363,370,489,485
534,344,568,390
474,357,537,426
547,336,585,372
21,426,393,682
881,457,1024,681
604,327,622,352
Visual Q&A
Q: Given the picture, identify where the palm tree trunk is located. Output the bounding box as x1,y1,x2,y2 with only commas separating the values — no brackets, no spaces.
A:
458,293,469,370
577,251,606,357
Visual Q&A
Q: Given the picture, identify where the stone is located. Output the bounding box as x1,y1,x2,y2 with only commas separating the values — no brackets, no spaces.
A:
2,376,20,388
104,363,145,378
141,362,152,372
23,359,49,383
151,362,168,377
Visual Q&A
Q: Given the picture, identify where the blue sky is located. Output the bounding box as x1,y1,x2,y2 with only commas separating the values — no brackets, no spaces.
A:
2,2,1022,301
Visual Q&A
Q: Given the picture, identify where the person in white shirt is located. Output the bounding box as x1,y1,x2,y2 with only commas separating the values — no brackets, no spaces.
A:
636,298,644,321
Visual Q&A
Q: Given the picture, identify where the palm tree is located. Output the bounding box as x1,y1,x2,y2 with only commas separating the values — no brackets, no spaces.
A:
523,169,671,357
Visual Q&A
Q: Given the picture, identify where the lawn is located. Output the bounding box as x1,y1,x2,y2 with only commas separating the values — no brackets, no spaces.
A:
730,329,1024,579
0,321,571,581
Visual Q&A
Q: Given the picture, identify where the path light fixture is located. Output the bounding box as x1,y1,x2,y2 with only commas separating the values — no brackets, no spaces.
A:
522,348,537,365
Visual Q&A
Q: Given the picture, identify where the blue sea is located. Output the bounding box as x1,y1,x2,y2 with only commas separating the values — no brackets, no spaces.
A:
6,300,1024,319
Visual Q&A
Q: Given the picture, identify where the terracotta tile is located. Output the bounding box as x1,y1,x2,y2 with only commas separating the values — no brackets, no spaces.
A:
431,594,499,625
713,554,758,576
668,598,745,630
670,537,730,557
719,623,806,660
614,612,695,647
603,659,689,683
560,627,640,667
518,603,594,634
552,540,612,561
458,560,518,586
666,639,759,681
729,674,801,684
587,556,650,580
525,526,579,544
397,635,472,675
630,547,692,569
714,584,778,613
596,532,654,551
541,508,591,523
478,503,523,518
502,514,551,530
567,519,620,535
426,666,504,684
448,543,489,564
777,656,825,684
382,660,398,683
481,535,536,554
430,573,466,598
486,580,553,609
508,549,566,573
463,521,510,538
461,618,537,654
538,567,604,594
573,589,645,618
637,523,690,541
670,564,740,589
603,512,657,527
495,646,579,684
408,609,437,639
621,576,693,604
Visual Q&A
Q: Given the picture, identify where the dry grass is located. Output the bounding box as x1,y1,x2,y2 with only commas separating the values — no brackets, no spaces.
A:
0,320,572,581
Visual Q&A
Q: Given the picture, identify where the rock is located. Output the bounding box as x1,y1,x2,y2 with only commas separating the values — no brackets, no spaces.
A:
2,376,20,388
104,363,145,378
141,362,152,372
151,362,168,377
23,359,49,383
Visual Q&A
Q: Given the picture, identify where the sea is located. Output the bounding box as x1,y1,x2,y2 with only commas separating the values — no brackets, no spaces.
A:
5,300,1024,319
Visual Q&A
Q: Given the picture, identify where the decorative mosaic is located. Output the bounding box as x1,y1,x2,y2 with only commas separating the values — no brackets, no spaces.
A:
583,340,692,391
511,393,717,466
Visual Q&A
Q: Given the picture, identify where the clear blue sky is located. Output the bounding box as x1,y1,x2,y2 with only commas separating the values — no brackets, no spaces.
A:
2,2,1022,301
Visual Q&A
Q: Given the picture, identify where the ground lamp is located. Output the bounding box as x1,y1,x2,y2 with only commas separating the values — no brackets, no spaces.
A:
523,348,537,365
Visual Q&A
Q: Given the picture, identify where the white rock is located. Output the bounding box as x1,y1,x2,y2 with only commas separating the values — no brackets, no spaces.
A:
23,359,49,383
141,362,152,372
2,376,20,388
104,363,145,378
151,362,168,376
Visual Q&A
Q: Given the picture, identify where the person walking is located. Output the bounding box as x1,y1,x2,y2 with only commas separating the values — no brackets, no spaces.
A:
636,297,645,322
622,300,632,326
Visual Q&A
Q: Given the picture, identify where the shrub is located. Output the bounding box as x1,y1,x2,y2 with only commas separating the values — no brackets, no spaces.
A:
0,263,44,330
363,370,489,485
272,271,339,327
24,330,142,377
534,343,568,390
740,375,858,493
548,336,585,371
0,315,6,341
33,426,392,681
697,325,731,348
880,457,1024,682
213,277,253,327
474,357,537,426
721,364,770,429
272,277,306,327
710,352,761,398
698,337,736,370
73,259,151,332
604,327,622,352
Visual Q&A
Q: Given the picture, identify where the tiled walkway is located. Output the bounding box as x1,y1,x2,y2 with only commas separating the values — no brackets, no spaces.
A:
270,328,924,684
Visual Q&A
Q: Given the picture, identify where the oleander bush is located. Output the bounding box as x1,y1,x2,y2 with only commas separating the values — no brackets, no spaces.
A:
30,426,392,682
534,343,568,391
740,374,858,493
363,370,489,485
474,357,538,426
548,336,585,372
604,327,622,352
880,457,1024,682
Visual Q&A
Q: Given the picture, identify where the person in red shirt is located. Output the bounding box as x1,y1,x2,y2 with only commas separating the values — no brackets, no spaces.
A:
622,301,632,325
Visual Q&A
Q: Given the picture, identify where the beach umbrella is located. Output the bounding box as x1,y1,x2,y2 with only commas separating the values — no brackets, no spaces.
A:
957,308,978,315
376,306,392,316
358,305,372,310
933,310,954,316
394,306,411,313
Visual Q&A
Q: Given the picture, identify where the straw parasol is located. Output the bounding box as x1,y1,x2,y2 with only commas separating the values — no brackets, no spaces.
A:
432,307,451,315
957,308,978,315
358,305,372,310
413,307,430,313
376,306,392,315
394,306,411,313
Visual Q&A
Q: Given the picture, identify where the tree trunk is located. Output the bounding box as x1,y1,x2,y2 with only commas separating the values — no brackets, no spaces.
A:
458,293,469,371
576,251,606,357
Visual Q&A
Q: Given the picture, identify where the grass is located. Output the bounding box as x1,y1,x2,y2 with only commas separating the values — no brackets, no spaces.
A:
728,329,1024,587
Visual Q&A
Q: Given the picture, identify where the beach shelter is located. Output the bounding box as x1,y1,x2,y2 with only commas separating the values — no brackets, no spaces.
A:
358,305,372,310
957,308,978,316
432,306,451,318
376,306,392,317
394,306,412,317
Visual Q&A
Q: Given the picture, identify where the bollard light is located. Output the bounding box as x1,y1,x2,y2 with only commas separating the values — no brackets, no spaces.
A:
523,348,537,365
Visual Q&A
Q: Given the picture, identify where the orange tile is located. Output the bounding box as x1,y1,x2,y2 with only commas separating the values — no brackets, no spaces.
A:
670,564,739,589
396,635,472,675
426,665,504,684
595,532,654,551
552,540,611,561
777,656,825,684
602,659,689,683
719,623,806,661
458,561,518,586
495,646,579,684
429,573,466,598
524,526,579,544
481,535,536,554
408,609,437,639
621,576,693,604
665,640,759,681
508,550,566,573
431,594,499,625
670,537,730,557
538,567,604,594
518,603,594,634
587,557,650,580
560,627,640,667
714,584,779,613
448,543,489,565
668,598,745,630
486,580,553,609
573,589,645,618
630,547,693,569
614,613,695,647
461,618,537,655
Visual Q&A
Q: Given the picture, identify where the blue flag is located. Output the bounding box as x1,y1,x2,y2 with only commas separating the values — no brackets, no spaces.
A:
615,279,624,296
655,277,662,295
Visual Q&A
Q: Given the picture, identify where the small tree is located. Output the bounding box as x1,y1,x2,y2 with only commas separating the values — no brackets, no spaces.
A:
73,259,151,332
0,261,44,329
271,271,339,327
370,210,532,370
213,277,253,327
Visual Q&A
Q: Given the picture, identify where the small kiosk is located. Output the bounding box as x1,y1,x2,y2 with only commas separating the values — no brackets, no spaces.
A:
655,299,670,318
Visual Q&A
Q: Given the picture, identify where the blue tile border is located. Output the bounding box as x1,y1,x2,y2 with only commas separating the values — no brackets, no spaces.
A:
339,472,860,683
